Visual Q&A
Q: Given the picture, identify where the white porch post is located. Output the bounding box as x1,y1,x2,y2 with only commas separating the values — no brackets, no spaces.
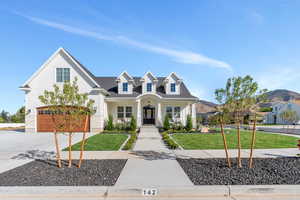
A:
157,102,162,126
191,103,196,128
136,99,142,127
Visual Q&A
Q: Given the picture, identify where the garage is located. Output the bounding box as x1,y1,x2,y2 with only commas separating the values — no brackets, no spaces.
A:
36,106,90,132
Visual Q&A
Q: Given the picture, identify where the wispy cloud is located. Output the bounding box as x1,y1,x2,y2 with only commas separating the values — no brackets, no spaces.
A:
256,66,300,91
18,14,232,71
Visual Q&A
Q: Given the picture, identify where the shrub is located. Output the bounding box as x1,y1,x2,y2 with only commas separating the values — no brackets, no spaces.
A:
163,115,170,130
122,131,137,150
160,131,179,149
130,115,137,131
106,115,114,130
185,114,193,132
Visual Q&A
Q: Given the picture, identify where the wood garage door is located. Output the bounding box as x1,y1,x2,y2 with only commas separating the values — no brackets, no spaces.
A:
37,106,90,132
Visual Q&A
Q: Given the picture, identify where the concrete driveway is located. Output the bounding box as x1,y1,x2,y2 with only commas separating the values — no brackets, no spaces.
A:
0,131,95,173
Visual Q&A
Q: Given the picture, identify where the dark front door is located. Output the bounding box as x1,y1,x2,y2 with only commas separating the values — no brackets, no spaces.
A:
143,106,155,125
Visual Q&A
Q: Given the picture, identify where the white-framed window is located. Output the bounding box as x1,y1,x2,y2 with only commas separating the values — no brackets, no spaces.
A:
146,83,152,92
174,107,181,118
56,68,70,82
166,106,181,119
123,82,128,92
125,106,132,118
166,107,172,118
171,83,176,92
117,106,124,118
117,106,132,118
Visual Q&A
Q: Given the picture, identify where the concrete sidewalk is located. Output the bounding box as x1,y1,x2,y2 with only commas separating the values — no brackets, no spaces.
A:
116,126,193,187
0,185,299,200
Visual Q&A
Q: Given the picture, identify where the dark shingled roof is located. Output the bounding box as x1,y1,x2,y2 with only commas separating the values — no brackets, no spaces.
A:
95,77,198,99
63,48,197,99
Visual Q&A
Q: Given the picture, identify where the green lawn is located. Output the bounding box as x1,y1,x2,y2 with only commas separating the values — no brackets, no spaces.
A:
172,129,299,149
64,134,128,151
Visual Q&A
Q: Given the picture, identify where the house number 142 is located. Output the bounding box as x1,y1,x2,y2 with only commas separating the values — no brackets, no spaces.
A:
142,188,158,196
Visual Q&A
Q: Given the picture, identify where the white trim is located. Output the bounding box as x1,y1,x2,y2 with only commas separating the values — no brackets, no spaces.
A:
116,71,134,81
21,47,100,88
140,71,158,82
164,72,182,83
136,93,162,99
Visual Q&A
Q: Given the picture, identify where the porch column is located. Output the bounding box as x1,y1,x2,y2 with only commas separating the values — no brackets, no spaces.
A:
136,99,142,127
157,102,162,126
191,103,196,128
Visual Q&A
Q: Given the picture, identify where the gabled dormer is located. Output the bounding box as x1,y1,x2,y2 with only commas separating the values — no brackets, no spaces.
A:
140,71,158,94
116,71,134,94
164,72,182,95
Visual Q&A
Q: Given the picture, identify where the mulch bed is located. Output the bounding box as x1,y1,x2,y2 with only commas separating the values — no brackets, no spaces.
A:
177,158,300,185
0,159,127,186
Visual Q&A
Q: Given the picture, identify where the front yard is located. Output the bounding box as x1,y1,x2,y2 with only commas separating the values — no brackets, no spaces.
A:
64,134,128,151
172,129,299,149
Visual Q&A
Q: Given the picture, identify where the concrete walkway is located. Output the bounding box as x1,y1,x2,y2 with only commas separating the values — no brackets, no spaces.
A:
116,126,193,187
0,132,96,173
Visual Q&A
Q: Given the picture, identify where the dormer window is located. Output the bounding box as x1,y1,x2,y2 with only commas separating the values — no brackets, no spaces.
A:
123,82,128,92
147,83,152,92
56,68,70,82
171,83,176,92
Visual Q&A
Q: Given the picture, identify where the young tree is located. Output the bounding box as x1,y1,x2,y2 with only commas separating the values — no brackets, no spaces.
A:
280,109,300,132
217,75,260,168
215,88,231,167
247,89,268,168
39,78,95,168
106,115,114,130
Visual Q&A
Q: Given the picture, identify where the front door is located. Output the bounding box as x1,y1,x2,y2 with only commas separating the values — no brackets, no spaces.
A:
143,106,155,125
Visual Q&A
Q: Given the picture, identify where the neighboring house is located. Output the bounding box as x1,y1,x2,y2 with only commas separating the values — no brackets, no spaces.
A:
264,101,300,124
195,100,217,125
20,48,198,133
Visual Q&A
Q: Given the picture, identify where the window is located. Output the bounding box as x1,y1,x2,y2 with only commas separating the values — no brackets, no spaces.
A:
146,83,152,92
166,106,181,119
171,83,176,92
125,106,132,118
117,106,132,118
166,107,173,118
117,106,124,118
123,82,128,92
174,107,180,118
56,68,70,82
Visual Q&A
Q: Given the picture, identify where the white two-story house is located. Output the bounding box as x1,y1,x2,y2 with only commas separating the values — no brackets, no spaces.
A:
20,48,198,133
264,101,300,124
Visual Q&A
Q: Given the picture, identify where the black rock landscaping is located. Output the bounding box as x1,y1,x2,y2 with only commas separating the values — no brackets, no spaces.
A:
0,159,127,186
177,157,300,185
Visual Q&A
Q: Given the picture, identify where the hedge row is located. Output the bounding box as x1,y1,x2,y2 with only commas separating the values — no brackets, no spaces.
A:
160,131,179,149
122,131,138,150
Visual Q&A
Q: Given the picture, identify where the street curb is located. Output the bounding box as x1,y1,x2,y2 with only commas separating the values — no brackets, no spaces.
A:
0,185,299,199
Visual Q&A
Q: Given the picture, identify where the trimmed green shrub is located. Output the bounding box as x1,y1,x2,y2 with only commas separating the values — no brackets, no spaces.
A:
163,115,170,130
130,115,137,131
106,115,114,130
185,114,193,132
160,131,179,149
122,131,137,150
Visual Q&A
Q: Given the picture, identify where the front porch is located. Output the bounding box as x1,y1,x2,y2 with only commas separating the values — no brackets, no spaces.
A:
105,94,196,128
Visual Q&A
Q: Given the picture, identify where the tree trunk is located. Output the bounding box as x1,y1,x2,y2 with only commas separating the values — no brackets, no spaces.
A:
220,116,231,168
78,115,89,168
68,132,72,168
54,132,62,168
249,114,257,168
237,114,242,168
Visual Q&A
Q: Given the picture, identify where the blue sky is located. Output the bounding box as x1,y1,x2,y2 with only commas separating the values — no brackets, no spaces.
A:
1,0,300,113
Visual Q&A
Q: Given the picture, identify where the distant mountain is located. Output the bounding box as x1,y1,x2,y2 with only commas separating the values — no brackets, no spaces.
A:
195,100,217,113
264,89,300,102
